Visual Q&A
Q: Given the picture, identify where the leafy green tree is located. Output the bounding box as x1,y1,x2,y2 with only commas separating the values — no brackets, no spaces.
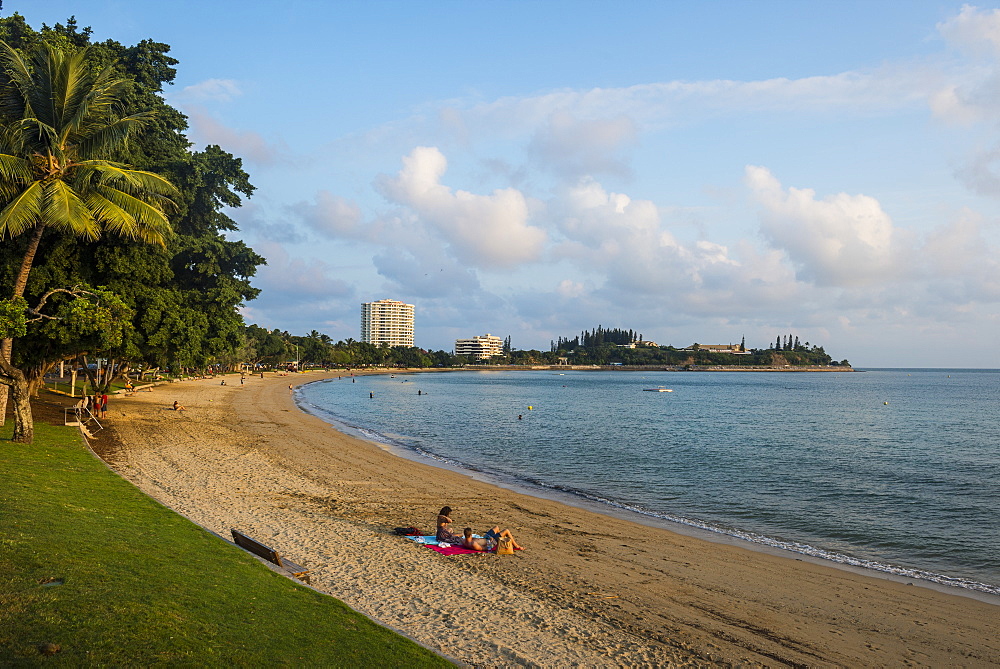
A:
0,38,176,441
0,285,131,442
244,324,287,367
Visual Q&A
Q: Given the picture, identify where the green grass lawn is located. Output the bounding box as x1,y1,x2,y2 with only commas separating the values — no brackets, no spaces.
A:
0,420,450,667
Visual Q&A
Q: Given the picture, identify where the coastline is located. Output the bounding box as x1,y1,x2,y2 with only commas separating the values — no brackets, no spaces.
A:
458,364,855,372
94,370,1000,666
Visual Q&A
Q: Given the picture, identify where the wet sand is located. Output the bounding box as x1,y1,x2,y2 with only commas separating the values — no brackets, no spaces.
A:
93,371,1000,667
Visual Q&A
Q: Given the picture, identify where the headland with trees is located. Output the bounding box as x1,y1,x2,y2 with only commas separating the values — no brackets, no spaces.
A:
244,324,850,370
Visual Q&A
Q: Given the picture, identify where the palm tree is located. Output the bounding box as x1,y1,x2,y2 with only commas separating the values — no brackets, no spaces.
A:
0,40,177,443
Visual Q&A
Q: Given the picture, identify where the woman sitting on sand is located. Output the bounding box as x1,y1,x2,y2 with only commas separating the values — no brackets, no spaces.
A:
172,400,186,411
435,506,462,544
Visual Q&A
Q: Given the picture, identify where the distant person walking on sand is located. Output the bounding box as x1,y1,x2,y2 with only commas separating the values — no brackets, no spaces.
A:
172,400,186,411
100,393,108,419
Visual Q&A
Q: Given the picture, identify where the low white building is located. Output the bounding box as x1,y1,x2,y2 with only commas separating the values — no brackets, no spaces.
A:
455,334,504,360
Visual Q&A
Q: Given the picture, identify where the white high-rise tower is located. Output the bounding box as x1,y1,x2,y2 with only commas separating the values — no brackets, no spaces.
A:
360,299,415,347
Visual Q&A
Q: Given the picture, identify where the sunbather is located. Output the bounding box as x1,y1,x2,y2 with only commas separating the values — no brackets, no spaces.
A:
461,527,491,551
484,526,524,550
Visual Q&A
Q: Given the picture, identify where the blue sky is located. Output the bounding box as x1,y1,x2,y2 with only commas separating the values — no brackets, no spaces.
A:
10,1,1000,367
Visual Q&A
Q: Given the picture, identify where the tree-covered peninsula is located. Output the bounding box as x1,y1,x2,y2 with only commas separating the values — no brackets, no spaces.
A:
241,325,850,370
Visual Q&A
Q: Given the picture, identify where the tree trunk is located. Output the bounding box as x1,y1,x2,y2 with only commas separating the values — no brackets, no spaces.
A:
0,356,32,444
25,360,54,398
0,222,46,428
9,375,32,443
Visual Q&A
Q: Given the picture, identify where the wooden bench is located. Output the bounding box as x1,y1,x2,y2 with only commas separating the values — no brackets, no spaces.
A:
231,529,311,583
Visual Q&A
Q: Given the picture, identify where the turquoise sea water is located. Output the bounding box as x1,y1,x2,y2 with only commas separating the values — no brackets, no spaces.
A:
297,369,1000,596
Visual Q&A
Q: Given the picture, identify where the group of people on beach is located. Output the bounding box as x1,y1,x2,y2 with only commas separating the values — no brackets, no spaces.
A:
81,393,109,419
435,506,524,552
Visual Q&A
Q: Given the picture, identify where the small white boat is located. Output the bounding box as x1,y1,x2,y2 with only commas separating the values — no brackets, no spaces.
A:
643,387,673,392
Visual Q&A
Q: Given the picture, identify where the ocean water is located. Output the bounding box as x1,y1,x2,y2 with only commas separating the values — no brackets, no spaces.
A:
297,368,1000,596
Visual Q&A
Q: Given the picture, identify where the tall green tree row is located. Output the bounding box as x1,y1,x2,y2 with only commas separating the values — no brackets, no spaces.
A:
0,15,264,442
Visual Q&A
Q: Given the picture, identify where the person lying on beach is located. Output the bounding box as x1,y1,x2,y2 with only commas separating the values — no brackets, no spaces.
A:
461,527,491,551
172,401,186,411
484,526,524,551
435,506,463,544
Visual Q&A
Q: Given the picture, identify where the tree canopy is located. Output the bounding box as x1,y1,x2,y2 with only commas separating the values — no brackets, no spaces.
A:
0,15,264,442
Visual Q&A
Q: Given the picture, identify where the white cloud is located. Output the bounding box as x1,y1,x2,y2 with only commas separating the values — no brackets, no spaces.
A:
929,84,984,125
426,68,935,149
931,6,1000,127
746,166,907,287
292,191,364,238
252,242,352,300
923,208,1000,300
376,147,547,268
528,111,637,178
554,177,743,296
555,279,586,298
371,247,480,298
174,78,243,103
938,5,1000,58
184,107,284,165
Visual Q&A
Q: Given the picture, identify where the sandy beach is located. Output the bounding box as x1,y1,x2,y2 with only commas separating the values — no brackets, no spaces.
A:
92,371,1000,667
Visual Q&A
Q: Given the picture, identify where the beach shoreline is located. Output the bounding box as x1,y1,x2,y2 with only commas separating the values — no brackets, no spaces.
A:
92,370,1000,667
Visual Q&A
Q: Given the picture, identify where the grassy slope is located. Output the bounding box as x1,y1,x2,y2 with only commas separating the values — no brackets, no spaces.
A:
0,418,449,667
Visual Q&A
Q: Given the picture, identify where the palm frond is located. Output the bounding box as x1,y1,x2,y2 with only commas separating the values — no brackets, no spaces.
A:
40,179,99,240
53,47,90,132
0,153,32,184
0,179,43,239
28,42,61,130
81,189,134,233
0,40,34,118
74,111,155,157
93,184,171,246
63,71,131,148
77,161,180,199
